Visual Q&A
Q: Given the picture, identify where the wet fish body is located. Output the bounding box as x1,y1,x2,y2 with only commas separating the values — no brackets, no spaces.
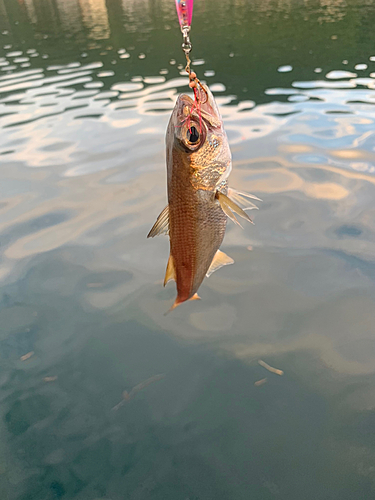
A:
148,83,260,310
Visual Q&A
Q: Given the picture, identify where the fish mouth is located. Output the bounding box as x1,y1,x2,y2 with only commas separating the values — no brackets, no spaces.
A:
175,84,222,129
175,93,194,121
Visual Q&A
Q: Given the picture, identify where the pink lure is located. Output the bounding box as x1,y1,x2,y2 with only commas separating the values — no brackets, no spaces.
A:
175,0,193,28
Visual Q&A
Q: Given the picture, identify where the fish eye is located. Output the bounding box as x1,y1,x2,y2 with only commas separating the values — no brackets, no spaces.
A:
187,126,200,144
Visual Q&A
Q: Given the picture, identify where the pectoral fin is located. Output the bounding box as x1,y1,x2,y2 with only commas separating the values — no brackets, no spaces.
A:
147,205,169,238
216,191,254,226
216,193,241,226
206,250,234,277
164,254,176,286
227,188,262,210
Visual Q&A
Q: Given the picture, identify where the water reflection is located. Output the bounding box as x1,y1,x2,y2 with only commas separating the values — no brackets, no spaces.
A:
80,0,110,40
1,0,375,498
318,0,347,24
55,0,84,36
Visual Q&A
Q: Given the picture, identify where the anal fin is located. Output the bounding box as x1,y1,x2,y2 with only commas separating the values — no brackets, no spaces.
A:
206,249,234,277
164,254,176,286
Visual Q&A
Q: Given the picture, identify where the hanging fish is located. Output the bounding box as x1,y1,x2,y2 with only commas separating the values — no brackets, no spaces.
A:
148,83,260,311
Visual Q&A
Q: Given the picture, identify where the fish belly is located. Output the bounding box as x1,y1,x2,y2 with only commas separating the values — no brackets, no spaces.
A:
169,187,227,301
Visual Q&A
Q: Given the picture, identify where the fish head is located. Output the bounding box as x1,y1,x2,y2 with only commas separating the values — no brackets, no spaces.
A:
167,83,231,186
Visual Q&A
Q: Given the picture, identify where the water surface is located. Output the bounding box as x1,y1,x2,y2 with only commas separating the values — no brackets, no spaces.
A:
1,0,375,498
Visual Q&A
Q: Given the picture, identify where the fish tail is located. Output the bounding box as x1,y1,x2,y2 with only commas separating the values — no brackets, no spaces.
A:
164,293,201,315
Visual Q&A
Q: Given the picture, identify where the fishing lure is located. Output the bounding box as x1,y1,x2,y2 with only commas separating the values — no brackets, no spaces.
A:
175,0,193,30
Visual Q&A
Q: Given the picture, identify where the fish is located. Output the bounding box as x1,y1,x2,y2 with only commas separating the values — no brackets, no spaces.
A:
148,82,260,311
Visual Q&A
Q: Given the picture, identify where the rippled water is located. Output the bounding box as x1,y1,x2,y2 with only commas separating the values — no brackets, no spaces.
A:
1,0,375,498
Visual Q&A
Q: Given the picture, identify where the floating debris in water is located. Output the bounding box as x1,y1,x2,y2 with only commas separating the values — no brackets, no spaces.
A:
258,360,284,376
254,378,267,387
112,374,165,411
44,376,58,382
20,351,34,361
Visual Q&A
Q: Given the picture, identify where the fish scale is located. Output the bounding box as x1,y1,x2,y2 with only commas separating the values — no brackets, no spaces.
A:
169,167,198,298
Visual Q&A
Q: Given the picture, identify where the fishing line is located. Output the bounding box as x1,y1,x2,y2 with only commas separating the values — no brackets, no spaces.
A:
175,0,208,107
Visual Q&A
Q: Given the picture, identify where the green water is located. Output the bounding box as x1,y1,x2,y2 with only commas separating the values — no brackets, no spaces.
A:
1,0,375,498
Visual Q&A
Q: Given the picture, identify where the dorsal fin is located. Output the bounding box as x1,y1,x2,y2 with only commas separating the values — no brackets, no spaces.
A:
147,205,169,238
164,254,176,286
206,249,234,277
